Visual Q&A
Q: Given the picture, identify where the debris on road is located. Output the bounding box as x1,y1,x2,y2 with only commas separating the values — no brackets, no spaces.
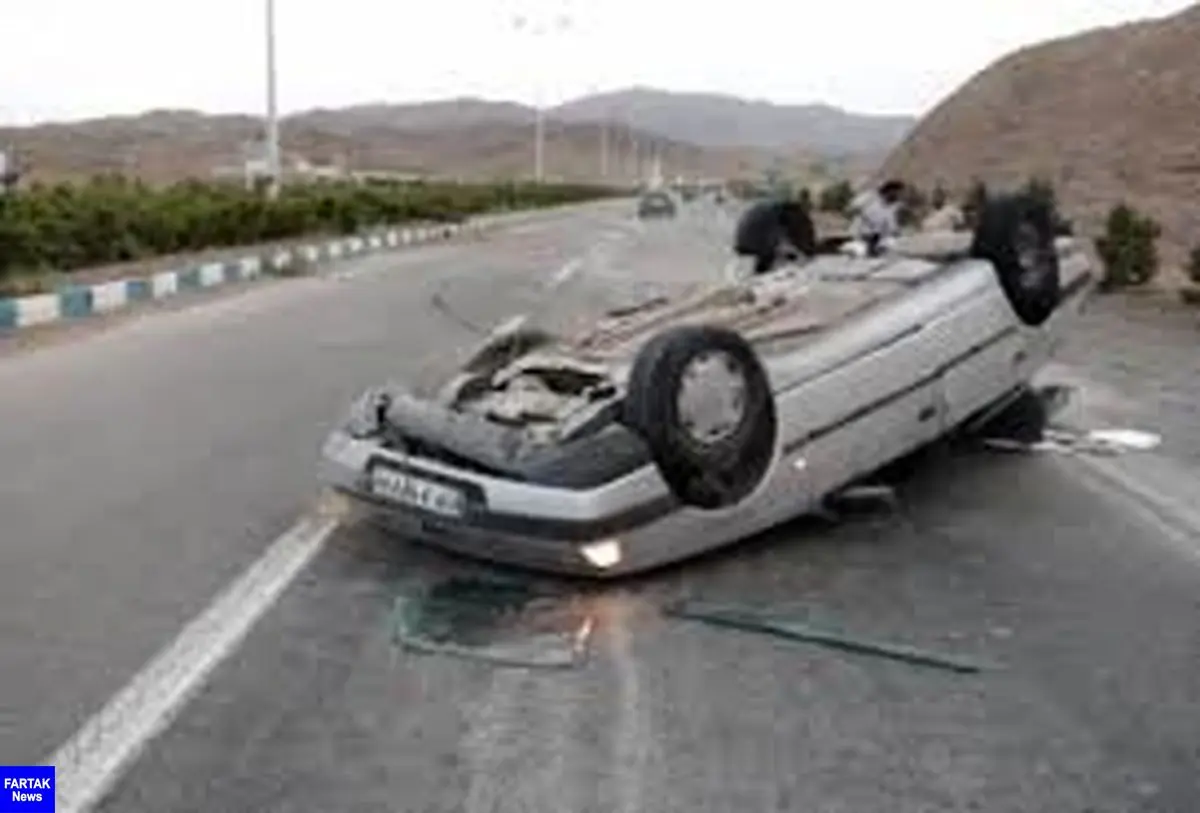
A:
1084,428,1162,451
984,426,1162,456
664,600,993,674
964,384,1073,445
968,382,1162,457
389,575,594,669
823,483,899,516
429,290,488,336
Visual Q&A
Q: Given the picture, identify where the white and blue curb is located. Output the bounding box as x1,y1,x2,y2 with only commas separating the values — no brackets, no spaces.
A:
0,216,506,332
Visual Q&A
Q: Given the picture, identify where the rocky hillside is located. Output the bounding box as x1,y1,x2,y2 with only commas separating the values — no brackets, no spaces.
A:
551,87,915,155
881,3,1200,271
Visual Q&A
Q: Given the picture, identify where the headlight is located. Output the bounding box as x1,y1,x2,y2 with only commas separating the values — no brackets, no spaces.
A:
344,389,390,438
580,539,623,570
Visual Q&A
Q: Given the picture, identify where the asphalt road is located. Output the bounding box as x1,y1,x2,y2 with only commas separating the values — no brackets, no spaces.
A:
3,199,1199,812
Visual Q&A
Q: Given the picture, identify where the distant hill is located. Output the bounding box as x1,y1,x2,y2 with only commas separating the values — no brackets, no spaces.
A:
0,110,820,186
287,89,914,156
0,87,911,185
880,3,1200,273
550,87,916,155
290,99,532,135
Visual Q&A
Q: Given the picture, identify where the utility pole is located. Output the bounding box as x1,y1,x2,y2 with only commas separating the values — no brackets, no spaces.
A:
264,0,281,200
599,119,608,180
534,105,545,183
513,7,571,183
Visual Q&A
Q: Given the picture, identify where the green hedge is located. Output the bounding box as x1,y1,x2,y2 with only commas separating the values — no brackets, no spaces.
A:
0,176,616,283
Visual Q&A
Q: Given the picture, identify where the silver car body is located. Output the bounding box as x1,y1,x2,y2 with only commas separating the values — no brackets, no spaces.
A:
320,234,1095,577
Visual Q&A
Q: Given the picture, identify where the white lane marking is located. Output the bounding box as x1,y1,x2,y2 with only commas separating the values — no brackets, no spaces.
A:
492,314,529,334
1067,456,1200,565
610,600,652,813
550,258,583,288
45,506,343,813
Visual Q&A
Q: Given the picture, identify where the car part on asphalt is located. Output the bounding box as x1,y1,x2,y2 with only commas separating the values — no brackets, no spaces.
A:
960,383,1076,443
665,601,992,674
823,483,899,515
389,575,594,669
983,426,1162,456
429,290,488,336
621,325,778,509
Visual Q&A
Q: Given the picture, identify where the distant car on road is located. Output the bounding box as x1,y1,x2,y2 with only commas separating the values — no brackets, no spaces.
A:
637,191,677,219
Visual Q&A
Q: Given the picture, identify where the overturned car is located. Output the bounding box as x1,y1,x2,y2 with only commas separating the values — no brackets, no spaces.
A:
320,194,1095,576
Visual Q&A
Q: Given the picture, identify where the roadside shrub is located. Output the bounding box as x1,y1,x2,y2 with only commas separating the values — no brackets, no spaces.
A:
1183,247,1200,306
818,180,854,213
1095,203,1161,290
0,177,616,287
795,187,813,212
1188,246,1200,285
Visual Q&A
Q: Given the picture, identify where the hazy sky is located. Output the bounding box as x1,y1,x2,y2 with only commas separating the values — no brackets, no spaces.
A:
0,0,1192,124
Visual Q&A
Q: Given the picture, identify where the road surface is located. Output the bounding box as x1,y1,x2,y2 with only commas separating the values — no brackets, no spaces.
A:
2,199,1198,813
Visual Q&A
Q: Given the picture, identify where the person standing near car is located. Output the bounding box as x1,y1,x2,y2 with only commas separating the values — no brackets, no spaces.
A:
849,179,906,256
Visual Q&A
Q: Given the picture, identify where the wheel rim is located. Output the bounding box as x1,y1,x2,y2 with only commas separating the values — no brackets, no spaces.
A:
1014,221,1046,290
676,350,747,446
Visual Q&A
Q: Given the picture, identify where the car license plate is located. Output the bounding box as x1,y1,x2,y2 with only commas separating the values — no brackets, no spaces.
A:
370,466,466,518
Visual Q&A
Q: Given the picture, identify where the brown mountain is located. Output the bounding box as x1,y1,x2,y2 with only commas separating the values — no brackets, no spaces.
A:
881,3,1200,272
0,87,910,186
288,90,913,156
0,106,822,186
551,87,914,155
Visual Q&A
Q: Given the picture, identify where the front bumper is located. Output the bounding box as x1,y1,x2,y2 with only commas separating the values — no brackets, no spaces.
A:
319,429,697,576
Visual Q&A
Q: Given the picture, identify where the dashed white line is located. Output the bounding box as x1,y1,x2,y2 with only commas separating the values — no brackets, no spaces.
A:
44,500,345,813
1067,455,1200,565
610,599,652,813
492,314,529,334
551,258,583,288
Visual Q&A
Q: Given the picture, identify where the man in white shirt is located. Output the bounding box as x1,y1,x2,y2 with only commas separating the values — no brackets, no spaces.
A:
849,179,906,256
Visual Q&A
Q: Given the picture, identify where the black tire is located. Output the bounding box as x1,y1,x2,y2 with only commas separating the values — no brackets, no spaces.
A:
778,201,817,257
621,325,778,509
969,193,1061,326
734,201,783,257
734,200,816,266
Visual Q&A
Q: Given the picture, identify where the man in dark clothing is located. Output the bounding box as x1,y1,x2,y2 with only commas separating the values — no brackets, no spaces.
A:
734,197,818,274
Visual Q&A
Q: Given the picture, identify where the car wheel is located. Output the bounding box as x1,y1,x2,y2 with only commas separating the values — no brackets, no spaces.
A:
621,325,777,509
970,192,1061,326
734,200,783,258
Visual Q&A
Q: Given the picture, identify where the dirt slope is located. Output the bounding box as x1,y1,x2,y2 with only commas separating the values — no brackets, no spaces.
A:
881,3,1200,271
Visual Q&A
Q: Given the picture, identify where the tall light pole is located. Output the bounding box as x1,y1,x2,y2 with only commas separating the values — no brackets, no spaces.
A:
600,120,608,180
513,7,570,183
265,0,281,200
534,103,545,183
